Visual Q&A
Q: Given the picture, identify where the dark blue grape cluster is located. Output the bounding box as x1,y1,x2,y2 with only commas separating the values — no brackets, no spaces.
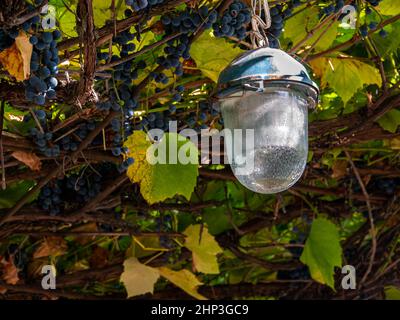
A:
267,2,302,48
141,110,171,131
27,108,61,157
161,6,217,34
321,0,345,15
197,101,212,130
38,163,125,214
114,29,136,56
155,215,177,250
95,97,121,112
268,6,285,48
112,56,140,86
154,34,191,82
66,174,102,202
96,91,135,161
110,116,124,157
96,33,145,154
118,157,135,172
159,6,217,81
26,114,101,157
29,127,60,157
125,0,165,12
368,178,398,196
190,100,218,131
38,179,63,215
167,84,185,113
60,120,97,152
0,1,42,51
95,89,136,164
362,0,386,38
212,1,251,40
25,30,61,105
118,82,140,117
287,227,306,258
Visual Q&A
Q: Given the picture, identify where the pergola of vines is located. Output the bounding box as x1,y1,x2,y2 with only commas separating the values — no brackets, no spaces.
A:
0,0,399,300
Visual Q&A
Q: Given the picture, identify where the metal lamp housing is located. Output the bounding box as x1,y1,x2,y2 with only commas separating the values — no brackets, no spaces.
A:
216,47,319,194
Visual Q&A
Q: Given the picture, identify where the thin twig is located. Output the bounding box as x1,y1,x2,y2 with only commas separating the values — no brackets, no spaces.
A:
345,150,377,287
0,100,6,190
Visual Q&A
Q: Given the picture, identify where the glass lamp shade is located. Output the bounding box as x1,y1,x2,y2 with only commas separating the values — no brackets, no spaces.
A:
219,85,313,194
216,47,319,194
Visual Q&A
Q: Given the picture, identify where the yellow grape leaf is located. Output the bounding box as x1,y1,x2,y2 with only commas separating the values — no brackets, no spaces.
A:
387,137,400,150
310,57,382,104
158,267,207,300
378,0,400,16
190,31,244,82
284,6,338,51
183,224,223,274
120,257,160,298
385,286,400,300
284,7,319,46
124,131,199,204
124,130,151,184
0,31,32,81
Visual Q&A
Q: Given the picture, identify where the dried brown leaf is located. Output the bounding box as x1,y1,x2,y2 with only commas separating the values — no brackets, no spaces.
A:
0,256,20,285
33,237,68,259
331,160,348,179
0,31,32,81
27,258,50,279
89,246,109,268
11,151,42,171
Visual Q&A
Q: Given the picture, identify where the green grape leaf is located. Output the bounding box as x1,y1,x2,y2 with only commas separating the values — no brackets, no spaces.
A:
310,57,382,104
372,21,400,57
120,257,160,298
93,0,127,27
202,206,233,235
284,7,318,46
376,109,400,133
309,22,339,51
124,131,199,204
55,1,78,38
0,180,37,209
158,267,207,300
190,30,244,82
183,224,223,274
300,218,342,290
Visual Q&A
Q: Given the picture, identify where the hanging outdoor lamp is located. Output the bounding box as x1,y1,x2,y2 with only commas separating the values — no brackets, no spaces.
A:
214,2,319,194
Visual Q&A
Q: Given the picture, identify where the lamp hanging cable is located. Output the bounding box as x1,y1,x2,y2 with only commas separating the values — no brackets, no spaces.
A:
250,0,271,49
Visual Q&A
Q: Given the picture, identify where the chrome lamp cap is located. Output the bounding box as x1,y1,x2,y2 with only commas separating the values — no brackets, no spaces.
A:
216,47,319,104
